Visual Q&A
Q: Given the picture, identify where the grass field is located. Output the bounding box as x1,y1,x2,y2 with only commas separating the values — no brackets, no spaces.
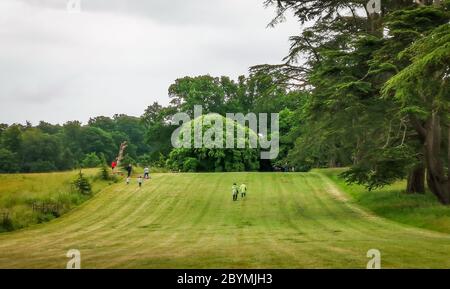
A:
0,171,450,268
322,168,450,235
0,169,110,232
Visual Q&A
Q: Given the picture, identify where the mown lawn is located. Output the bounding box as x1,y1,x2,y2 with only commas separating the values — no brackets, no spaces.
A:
321,168,450,235
0,171,449,268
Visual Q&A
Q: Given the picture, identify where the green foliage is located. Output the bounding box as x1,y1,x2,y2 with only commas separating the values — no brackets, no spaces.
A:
121,154,136,168
0,149,19,173
169,75,228,115
81,153,102,168
0,113,150,173
383,23,450,110
141,103,177,158
143,72,299,171
28,161,57,173
97,163,118,184
88,116,116,131
78,126,116,161
259,1,450,203
99,163,110,181
341,146,417,191
166,114,260,172
20,129,62,172
72,171,92,195
58,149,75,171
1,125,22,152
37,121,61,135
182,158,199,172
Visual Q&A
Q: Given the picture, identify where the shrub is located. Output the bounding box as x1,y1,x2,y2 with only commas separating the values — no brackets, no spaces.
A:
99,162,110,180
72,171,92,195
96,163,119,184
183,158,199,172
81,153,102,168
36,213,56,224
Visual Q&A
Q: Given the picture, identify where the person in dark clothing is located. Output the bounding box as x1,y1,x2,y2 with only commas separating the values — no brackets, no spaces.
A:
126,164,132,177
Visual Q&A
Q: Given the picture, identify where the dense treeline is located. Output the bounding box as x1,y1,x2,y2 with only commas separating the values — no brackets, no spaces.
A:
0,73,302,173
0,115,150,173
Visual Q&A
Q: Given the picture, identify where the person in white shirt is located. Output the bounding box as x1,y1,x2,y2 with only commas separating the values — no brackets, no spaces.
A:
240,183,247,198
144,167,150,179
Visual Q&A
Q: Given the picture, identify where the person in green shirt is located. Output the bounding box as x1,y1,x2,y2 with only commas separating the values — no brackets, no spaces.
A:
232,183,239,201
240,183,247,198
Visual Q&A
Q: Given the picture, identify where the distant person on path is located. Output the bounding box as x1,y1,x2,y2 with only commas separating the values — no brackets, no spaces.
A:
144,167,150,179
138,176,143,188
126,164,132,177
232,183,239,201
240,183,247,198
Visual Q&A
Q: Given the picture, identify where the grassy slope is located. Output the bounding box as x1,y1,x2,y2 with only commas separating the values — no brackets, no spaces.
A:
321,168,450,235
0,169,110,231
0,171,449,268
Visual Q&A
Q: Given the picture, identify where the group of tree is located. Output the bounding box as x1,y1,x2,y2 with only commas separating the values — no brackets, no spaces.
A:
256,0,450,204
166,114,261,172
0,115,149,173
0,72,299,174
141,73,303,172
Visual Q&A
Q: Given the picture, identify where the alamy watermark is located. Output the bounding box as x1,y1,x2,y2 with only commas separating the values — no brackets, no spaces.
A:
367,249,381,269
66,249,81,269
367,0,381,15
170,105,279,160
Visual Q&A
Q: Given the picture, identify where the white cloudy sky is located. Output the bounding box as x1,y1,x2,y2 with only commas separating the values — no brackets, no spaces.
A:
0,0,299,125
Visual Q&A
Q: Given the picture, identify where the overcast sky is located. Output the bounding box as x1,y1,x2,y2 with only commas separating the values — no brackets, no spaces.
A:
0,0,300,125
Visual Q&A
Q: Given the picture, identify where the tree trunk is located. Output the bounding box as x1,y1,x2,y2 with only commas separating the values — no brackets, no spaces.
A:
328,158,337,168
447,123,450,201
408,116,428,194
406,165,425,194
367,13,383,37
424,112,450,205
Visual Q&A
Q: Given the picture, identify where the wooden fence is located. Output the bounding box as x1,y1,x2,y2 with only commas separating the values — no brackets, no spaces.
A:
1,209,11,225
32,202,62,215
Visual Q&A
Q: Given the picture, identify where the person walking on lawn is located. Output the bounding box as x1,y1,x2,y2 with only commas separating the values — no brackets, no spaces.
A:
240,183,247,198
232,183,239,201
126,164,132,178
144,167,150,179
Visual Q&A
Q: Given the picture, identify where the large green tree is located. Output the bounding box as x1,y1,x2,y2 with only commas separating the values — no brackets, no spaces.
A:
261,0,450,202
166,114,260,172
383,23,450,204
